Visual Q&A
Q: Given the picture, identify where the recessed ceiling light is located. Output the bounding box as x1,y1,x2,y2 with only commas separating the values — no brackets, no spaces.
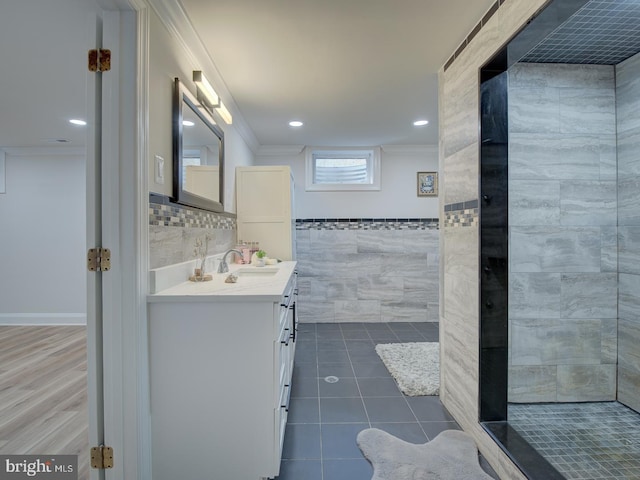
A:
289,121,303,127
413,120,429,126
69,119,87,126
183,120,195,127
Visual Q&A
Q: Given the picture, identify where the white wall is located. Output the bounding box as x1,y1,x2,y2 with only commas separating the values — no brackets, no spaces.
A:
255,145,439,218
0,149,86,324
147,8,254,214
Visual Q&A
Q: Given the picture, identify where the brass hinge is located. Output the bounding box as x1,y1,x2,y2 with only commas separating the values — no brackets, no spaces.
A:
88,48,111,72
90,445,114,469
88,248,111,272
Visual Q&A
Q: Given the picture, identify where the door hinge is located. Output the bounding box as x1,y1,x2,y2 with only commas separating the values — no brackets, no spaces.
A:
88,248,111,272
90,445,114,469
88,48,111,72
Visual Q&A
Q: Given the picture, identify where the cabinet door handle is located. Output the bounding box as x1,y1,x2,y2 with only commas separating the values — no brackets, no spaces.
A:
281,328,290,346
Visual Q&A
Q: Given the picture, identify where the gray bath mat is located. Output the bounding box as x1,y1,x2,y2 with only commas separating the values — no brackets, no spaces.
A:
375,342,439,396
357,428,494,480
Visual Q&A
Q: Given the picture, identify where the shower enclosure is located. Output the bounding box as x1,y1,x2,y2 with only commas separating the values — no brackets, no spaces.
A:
479,0,640,478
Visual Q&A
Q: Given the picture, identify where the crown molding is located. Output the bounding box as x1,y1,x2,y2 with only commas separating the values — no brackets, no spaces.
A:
146,0,260,154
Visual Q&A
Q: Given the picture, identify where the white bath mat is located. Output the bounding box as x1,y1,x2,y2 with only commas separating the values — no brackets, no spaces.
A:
375,342,439,396
357,428,494,480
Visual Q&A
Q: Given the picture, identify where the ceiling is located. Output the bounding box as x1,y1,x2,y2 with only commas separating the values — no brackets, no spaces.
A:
0,0,497,150
0,0,99,149
179,0,496,147
6,1,640,151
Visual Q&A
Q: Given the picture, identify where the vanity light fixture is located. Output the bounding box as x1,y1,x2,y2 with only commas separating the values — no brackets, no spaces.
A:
193,71,219,107
192,70,233,125
216,101,233,125
413,119,429,126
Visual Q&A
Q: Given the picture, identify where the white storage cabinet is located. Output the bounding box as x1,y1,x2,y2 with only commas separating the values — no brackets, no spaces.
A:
236,165,296,261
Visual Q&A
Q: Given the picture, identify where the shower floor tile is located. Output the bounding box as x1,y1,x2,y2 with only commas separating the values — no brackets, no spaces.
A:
509,402,640,480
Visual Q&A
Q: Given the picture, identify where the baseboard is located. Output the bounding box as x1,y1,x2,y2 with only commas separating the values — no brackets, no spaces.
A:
0,313,86,326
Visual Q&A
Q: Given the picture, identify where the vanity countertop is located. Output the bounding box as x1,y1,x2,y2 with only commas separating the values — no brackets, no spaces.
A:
147,261,297,303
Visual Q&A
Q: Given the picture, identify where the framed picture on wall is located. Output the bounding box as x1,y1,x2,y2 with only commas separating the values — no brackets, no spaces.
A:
417,172,438,197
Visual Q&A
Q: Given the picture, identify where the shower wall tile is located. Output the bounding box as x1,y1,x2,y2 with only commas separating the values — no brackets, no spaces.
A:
616,128,640,175
556,365,616,402
509,63,614,90
559,180,617,226
296,221,439,323
509,133,601,180
508,63,618,403
599,135,618,180
509,273,561,319
618,365,640,413
510,226,602,273
619,273,640,322
616,52,640,133
509,180,560,226
508,366,557,403
511,318,603,366
559,88,616,134
509,87,560,133
560,273,617,319
618,175,640,226
600,319,618,365
619,227,640,275
618,319,640,373
616,51,640,409
601,226,619,272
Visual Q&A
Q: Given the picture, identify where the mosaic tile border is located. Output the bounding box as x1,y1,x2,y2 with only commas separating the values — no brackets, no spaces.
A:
295,218,439,231
149,194,236,229
444,199,479,228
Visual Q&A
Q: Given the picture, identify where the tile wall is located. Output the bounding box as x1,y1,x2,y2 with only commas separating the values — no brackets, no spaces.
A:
507,63,618,403
616,52,640,413
438,0,549,478
148,196,236,269
295,219,439,323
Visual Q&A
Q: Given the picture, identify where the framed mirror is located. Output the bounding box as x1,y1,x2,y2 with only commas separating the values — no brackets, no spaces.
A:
173,77,224,212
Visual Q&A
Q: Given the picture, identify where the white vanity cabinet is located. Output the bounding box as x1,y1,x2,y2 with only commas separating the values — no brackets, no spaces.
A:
148,264,297,480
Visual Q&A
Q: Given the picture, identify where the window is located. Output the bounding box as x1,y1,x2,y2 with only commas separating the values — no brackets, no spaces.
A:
305,147,380,191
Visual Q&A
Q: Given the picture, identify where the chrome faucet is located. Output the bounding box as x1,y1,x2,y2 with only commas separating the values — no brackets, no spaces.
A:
217,249,243,273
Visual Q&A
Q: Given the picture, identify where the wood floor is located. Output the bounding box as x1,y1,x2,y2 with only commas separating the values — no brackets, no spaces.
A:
0,325,89,479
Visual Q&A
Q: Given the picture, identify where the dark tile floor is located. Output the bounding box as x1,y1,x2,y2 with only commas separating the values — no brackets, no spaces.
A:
277,322,499,480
